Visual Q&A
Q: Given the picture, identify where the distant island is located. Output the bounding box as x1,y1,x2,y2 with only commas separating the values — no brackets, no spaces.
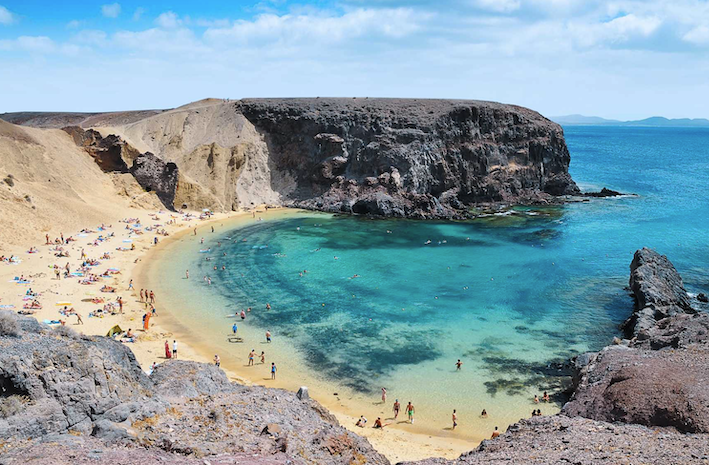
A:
551,114,709,128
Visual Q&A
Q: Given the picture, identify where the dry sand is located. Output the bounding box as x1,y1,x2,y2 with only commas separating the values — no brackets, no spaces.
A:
0,204,474,463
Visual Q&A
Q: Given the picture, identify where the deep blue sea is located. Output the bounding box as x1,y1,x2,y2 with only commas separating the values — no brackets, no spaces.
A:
154,126,709,437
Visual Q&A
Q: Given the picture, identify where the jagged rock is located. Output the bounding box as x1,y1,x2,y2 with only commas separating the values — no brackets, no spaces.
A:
62,126,138,172
237,98,580,218
698,292,708,303
0,313,388,465
622,247,694,337
584,187,624,197
296,386,309,400
129,152,179,210
563,250,709,433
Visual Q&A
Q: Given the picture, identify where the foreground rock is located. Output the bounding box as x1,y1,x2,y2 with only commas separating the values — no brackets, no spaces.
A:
563,249,709,433
403,416,709,465
0,313,387,465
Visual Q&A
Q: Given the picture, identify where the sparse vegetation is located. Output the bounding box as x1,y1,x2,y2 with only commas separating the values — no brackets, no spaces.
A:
3,174,14,187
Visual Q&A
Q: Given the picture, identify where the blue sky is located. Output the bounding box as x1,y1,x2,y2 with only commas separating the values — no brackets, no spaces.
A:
1,0,708,119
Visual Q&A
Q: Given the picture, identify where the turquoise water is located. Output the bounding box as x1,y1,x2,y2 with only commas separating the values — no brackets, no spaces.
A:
156,126,709,435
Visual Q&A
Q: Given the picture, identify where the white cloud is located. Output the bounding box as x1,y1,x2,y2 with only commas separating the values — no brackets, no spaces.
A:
133,7,145,21
101,3,121,18
0,36,55,53
204,8,426,45
155,11,182,29
0,5,16,25
683,25,709,45
67,20,81,29
474,0,521,13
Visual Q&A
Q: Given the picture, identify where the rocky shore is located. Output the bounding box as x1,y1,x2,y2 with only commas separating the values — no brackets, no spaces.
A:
2,247,707,464
0,314,387,465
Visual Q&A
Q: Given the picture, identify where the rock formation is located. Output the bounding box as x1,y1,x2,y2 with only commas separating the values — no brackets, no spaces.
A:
236,98,580,218
623,247,695,337
0,312,388,465
6,98,582,217
562,248,708,433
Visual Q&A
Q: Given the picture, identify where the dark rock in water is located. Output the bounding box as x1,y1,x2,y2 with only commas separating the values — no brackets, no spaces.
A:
237,98,580,218
130,152,179,210
563,250,709,433
584,187,624,197
698,292,708,303
622,247,694,337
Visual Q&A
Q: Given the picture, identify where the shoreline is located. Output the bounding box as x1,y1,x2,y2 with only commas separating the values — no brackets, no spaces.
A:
135,208,480,463
0,206,476,463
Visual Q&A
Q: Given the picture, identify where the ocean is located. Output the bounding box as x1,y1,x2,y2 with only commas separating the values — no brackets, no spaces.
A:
149,125,709,439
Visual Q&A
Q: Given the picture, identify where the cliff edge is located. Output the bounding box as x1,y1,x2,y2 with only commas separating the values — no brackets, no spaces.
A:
2,98,580,218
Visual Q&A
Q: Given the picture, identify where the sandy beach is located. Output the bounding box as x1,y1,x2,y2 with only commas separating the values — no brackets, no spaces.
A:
0,205,475,463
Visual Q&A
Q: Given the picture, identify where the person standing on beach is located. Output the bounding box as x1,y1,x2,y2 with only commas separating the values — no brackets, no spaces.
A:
232,323,238,334
406,402,415,424
129,279,133,290
150,290,155,304
186,270,189,279
393,399,400,419
266,330,271,343
248,349,255,366
452,410,458,430
456,359,463,371
260,351,265,364
214,354,220,367
271,362,277,379
140,289,144,302
381,387,387,403
172,340,178,359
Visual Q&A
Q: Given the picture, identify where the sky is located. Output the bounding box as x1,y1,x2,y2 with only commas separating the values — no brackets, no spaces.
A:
0,0,708,119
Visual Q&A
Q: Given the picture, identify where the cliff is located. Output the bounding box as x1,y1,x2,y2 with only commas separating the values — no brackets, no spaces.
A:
236,98,580,218
2,98,580,217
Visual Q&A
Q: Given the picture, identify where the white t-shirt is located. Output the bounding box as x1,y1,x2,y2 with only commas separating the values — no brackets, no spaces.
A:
173,342,178,351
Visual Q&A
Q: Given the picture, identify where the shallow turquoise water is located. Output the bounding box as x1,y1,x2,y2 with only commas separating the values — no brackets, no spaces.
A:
157,126,709,433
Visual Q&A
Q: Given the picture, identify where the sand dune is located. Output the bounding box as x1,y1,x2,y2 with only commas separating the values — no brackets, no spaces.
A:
0,119,161,248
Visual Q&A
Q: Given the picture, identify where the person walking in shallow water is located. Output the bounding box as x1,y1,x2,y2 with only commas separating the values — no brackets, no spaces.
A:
393,399,400,419
456,359,463,370
452,409,458,430
381,387,387,403
406,402,415,424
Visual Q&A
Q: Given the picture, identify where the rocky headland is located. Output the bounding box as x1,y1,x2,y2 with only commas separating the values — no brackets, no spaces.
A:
1,247,707,464
3,98,584,220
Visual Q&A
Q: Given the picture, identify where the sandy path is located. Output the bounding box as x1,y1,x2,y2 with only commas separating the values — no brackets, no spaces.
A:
0,206,475,463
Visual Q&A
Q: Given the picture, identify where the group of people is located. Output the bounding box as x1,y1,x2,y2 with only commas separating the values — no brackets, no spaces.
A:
355,360,552,438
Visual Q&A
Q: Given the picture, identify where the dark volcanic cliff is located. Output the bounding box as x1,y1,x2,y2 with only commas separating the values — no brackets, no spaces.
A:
237,98,580,218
